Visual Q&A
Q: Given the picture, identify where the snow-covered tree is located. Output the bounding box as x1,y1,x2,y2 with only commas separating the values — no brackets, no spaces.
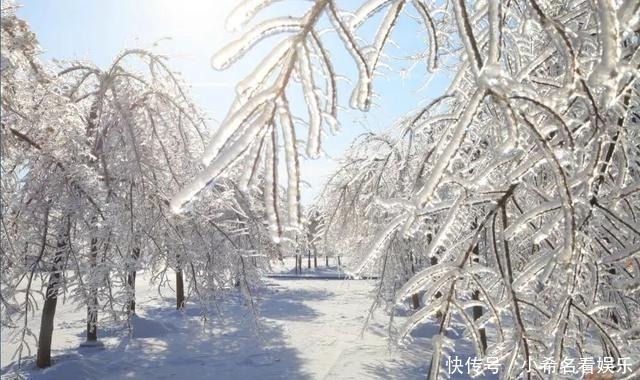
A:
1,6,273,369
55,48,212,327
1,2,100,367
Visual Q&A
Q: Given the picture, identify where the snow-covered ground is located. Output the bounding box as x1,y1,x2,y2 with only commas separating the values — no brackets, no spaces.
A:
1,265,435,379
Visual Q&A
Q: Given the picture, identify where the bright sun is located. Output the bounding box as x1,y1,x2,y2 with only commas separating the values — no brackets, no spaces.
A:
151,0,236,39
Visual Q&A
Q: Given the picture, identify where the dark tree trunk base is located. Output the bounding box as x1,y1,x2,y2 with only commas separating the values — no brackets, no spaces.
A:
176,269,185,310
127,270,137,316
86,236,99,342
86,297,98,342
79,340,105,348
411,293,420,310
36,238,66,369
36,294,58,368
127,248,140,316
472,290,487,352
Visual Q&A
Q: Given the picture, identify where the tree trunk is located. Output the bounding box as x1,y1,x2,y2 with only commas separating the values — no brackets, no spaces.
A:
176,269,185,310
472,290,487,352
36,238,66,368
313,252,317,268
607,267,619,324
127,247,140,316
409,251,420,307
175,252,185,310
430,255,443,319
471,244,487,352
430,256,441,298
307,250,311,269
86,236,98,342
86,292,98,342
411,293,420,310
37,289,59,368
127,270,136,315
325,255,329,267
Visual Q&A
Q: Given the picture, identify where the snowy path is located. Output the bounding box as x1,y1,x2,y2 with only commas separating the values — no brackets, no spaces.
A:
2,276,430,380
257,278,428,379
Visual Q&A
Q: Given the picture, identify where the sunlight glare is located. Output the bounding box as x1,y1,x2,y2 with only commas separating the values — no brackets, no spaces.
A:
151,0,235,42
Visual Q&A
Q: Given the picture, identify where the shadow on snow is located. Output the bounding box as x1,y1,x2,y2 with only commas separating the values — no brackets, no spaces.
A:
2,287,315,380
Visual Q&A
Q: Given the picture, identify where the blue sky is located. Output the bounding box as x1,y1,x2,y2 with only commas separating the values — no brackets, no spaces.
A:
18,0,449,204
